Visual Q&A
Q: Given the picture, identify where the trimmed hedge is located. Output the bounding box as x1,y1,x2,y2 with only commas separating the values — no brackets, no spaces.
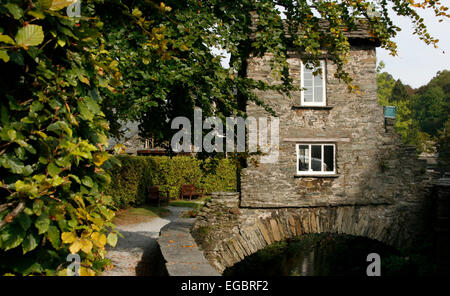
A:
104,156,236,208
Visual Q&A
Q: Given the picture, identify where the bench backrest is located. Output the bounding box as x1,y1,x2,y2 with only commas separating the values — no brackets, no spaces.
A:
181,184,196,194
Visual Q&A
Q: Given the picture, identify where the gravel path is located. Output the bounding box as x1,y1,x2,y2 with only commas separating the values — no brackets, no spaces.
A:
103,206,190,276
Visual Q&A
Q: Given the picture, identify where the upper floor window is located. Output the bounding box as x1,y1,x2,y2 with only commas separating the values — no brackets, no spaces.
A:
300,60,326,107
296,143,335,175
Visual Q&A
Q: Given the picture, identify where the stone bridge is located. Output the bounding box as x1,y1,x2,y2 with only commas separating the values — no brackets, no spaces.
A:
192,178,439,273
190,38,446,274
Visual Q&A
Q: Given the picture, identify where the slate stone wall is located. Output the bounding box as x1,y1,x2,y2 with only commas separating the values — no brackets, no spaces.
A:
241,45,430,208
191,45,438,273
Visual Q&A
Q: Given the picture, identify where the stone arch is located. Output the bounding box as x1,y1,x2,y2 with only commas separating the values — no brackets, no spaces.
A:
193,194,427,273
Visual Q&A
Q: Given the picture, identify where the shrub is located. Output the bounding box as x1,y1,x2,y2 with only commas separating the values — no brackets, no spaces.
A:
0,0,120,276
105,155,236,208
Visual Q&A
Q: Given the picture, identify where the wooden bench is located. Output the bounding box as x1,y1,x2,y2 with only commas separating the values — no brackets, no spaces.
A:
147,186,169,207
180,184,204,200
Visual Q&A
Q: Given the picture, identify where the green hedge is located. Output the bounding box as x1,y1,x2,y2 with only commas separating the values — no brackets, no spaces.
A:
104,156,236,208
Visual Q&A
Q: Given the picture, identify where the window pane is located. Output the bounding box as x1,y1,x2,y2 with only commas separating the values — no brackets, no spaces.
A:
314,85,323,102
303,67,313,103
313,68,323,103
311,145,322,171
303,63,313,73
304,88,313,102
298,145,309,171
313,74,323,85
324,145,334,172
304,71,313,80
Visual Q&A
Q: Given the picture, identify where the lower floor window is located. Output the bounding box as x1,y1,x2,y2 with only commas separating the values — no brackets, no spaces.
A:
296,143,335,175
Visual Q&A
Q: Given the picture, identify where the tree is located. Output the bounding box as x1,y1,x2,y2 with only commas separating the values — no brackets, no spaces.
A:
412,86,447,137
377,62,396,106
1,0,449,276
391,79,410,103
97,0,450,145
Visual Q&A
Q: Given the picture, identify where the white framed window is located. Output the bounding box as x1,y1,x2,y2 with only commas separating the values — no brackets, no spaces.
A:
296,143,336,175
300,60,326,106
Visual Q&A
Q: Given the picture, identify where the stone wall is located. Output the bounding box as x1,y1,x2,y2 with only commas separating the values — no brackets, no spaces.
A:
241,45,431,208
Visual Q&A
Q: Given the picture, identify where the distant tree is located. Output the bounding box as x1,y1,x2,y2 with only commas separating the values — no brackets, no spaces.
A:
412,87,447,137
377,62,396,106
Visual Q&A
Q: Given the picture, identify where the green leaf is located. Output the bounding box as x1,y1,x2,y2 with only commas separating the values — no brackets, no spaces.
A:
0,34,15,45
22,232,39,254
77,97,101,121
47,121,72,137
5,3,24,20
47,225,61,249
82,176,93,188
1,224,25,251
107,233,118,247
27,10,46,19
15,25,45,48
50,0,76,11
0,50,9,63
38,0,53,10
17,213,32,231
47,162,61,177
14,180,38,196
132,8,142,17
9,51,24,66
33,200,44,216
35,213,50,235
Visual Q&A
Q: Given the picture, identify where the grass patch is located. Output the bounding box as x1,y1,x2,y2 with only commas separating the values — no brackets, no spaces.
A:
169,200,201,208
114,205,171,225
128,206,171,217
169,196,210,207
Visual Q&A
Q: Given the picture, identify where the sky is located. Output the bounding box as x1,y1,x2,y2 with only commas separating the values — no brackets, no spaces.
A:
376,3,450,88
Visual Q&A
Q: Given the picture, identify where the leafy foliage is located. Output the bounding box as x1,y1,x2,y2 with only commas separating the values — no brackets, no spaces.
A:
105,155,236,208
1,0,449,276
96,0,450,146
377,64,450,167
0,0,121,275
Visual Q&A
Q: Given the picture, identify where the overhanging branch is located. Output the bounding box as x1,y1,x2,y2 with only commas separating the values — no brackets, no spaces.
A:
0,200,26,230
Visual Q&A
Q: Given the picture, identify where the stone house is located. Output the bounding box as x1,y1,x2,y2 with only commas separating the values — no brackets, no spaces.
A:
240,22,430,209
190,20,440,274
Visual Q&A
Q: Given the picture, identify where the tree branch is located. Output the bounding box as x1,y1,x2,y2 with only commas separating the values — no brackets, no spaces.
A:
0,201,18,214
0,200,26,230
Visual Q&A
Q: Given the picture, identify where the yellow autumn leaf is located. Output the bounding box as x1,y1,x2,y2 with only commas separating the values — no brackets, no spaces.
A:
61,232,76,244
90,232,106,248
36,131,47,139
80,239,93,254
69,240,82,254
78,74,90,85
79,266,96,276
93,152,109,167
81,229,92,238
50,0,77,11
